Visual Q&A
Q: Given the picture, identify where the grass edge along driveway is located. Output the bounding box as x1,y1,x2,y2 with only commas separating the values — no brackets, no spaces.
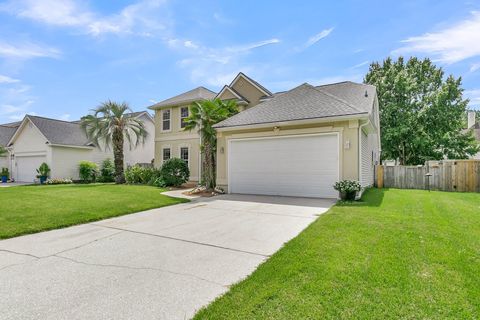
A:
194,188,480,319
0,184,188,239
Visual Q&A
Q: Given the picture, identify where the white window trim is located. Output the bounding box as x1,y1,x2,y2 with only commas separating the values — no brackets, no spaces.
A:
161,108,172,133
162,146,172,163
178,145,190,169
180,106,189,129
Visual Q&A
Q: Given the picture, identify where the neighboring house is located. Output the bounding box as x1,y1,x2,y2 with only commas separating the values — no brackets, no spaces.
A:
2,112,154,182
467,111,480,159
151,72,381,199
0,124,19,173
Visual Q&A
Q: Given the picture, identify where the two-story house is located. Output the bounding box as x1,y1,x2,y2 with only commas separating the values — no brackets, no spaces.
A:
148,73,273,182
150,72,381,198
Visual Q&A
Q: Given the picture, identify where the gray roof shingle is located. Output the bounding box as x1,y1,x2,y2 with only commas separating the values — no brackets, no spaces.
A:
317,81,376,113
27,116,92,147
214,82,372,129
0,125,17,147
149,86,216,109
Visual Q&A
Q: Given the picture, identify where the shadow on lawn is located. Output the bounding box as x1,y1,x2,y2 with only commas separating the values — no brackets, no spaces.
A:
336,187,386,208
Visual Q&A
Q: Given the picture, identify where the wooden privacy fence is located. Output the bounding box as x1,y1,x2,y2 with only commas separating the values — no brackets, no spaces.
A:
375,160,480,192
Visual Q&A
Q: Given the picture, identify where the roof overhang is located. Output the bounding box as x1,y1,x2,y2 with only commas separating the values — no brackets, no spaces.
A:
215,112,369,132
49,143,95,150
229,72,272,97
148,98,204,110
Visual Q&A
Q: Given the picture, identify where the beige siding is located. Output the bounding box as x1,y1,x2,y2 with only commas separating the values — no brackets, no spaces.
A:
231,77,266,109
216,120,360,192
0,156,9,171
154,105,201,181
50,147,93,179
154,138,200,181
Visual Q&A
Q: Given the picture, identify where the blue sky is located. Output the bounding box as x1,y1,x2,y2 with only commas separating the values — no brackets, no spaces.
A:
1,0,480,123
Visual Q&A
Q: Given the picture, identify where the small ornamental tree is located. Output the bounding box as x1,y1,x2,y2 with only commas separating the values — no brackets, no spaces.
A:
160,158,190,187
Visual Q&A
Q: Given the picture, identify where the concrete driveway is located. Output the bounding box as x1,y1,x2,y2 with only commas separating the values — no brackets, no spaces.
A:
0,194,335,320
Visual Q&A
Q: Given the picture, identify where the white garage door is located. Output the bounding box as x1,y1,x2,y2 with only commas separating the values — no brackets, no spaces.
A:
16,156,46,182
228,133,339,198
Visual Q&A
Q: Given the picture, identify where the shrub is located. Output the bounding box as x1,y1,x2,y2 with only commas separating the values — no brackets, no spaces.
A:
1,167,9,178
160,158,189,187
125,165,161,185
36,163,50,178
79,161,98,183
333,180,361,201
98,159,115,182
45,178,73,185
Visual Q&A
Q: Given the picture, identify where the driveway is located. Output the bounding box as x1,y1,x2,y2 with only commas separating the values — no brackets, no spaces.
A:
0,194,335,320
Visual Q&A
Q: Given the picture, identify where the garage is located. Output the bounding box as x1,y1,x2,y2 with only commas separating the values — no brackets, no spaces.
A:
228,133,339,198
15,155,46,182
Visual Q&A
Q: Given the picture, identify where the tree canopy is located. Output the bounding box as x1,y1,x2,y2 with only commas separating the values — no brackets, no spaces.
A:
365,56,479,165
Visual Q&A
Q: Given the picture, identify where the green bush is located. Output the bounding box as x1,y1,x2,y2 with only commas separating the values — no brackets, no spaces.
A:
79,161,98,183
1,167,9,178
98,159,115,182
160,158,189,187
36,163,51,178
125,165,161,185
152,176,167,188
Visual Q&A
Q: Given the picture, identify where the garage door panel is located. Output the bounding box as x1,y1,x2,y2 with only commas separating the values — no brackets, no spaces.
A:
229,134,339,198
16,156,46,182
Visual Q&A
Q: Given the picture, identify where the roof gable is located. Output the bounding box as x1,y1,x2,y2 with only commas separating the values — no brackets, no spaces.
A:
229,72,273,97
215,85,249,104
149,86,216,109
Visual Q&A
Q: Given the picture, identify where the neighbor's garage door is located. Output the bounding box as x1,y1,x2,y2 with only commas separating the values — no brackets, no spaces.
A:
16,156,46,182
228,134,339,198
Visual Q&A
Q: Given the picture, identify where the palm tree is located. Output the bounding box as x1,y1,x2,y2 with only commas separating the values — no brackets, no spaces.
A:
81,101,147,184
184,98,238,189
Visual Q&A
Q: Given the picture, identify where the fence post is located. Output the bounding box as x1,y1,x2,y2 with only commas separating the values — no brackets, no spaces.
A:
376,165,384,188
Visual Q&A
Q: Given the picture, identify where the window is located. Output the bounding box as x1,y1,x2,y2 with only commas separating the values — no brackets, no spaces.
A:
180,147,189,167
162,109,171,131
162,148,171,162
180,107,189,128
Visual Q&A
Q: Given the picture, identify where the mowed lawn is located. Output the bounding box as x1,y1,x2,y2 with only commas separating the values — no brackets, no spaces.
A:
0,184,188,239
194,189,480,319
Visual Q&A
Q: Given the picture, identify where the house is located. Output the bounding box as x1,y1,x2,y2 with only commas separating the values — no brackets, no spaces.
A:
467,111,480,159
1,112,154,182
150,72,381,199
0,123,19,173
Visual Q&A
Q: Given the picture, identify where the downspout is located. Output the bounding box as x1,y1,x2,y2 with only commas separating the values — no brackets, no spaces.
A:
358,119,370,198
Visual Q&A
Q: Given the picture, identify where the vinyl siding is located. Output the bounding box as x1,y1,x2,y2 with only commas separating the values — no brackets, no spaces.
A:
360,130,374,188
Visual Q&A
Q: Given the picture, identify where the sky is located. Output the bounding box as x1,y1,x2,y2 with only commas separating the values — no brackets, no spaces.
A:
1,0,480,124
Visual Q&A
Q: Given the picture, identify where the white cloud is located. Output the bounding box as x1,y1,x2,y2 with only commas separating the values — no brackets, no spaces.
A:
470,63,480,72
303,28,334,49
0,41,61,59
0,75,20,83
0,0,170,37
393,11,480,64
464,89,480,106
351,61,370,69
173,38,280,87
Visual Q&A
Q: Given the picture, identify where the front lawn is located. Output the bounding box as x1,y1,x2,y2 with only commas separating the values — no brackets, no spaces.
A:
194,189,480,319
0,184,188,239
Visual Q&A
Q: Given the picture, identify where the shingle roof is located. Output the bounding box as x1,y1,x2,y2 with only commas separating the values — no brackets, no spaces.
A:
0,125,16,147
149,86,216,109
214,82,371,129
27,116,92,147
317,81,376,113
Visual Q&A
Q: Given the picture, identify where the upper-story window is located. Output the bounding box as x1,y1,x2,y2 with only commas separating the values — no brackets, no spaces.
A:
180,107,189,129
162,109,171,131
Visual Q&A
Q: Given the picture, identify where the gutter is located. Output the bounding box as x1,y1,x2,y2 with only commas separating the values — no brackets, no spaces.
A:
215,113,369,132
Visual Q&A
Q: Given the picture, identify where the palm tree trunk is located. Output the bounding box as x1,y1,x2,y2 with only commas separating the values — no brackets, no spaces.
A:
113,128,125,184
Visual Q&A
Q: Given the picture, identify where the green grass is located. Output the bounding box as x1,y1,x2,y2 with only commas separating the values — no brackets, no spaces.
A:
0,184,188,239
194,188,480,319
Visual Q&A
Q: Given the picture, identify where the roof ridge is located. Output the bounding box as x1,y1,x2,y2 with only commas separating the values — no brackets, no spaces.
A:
27,114,80,125
311,85,364,113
